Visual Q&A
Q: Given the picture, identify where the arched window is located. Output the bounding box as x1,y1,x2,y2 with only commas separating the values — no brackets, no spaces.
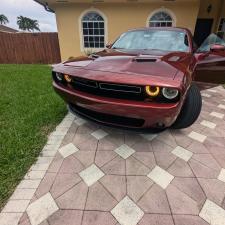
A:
82,12,105,48
149,11,173,27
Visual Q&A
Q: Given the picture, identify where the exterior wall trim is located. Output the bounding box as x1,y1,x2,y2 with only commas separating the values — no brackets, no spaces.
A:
146,7,177,27
78,7,108,53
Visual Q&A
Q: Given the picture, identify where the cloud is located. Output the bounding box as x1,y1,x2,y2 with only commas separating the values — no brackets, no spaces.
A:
1,0,57,32
39,22,55,31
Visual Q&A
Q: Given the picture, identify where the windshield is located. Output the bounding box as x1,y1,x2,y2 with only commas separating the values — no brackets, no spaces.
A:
112,30,189,52
197,33,225,52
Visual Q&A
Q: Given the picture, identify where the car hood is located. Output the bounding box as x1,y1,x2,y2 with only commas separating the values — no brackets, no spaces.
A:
63,49,192,80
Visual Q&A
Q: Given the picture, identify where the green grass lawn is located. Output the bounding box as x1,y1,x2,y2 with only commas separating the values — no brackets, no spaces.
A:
0,64,67,209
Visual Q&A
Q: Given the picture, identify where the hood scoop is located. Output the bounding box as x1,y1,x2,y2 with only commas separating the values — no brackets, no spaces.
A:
133,55,157,63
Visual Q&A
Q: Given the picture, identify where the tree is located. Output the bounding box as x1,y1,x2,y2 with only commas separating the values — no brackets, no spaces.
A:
0,14,9,25
17,16,40,32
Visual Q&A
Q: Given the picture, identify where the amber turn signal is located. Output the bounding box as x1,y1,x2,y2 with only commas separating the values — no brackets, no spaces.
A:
145,86,160,97
64,74,72,82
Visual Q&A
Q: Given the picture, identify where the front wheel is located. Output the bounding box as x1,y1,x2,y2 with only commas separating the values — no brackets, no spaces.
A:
172,83,202,129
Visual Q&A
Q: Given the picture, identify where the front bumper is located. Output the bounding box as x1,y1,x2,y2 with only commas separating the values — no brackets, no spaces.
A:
53,82,183,128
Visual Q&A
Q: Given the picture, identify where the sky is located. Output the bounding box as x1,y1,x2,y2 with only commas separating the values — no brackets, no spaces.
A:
1,0,57,32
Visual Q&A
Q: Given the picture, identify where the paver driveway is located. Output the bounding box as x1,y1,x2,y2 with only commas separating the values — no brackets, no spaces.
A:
1,85,225,225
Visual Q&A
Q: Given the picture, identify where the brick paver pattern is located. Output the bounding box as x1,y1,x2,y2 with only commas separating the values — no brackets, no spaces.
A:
1,85,225,225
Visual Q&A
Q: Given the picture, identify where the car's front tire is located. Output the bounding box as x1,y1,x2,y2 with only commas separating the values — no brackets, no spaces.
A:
172,83,202,129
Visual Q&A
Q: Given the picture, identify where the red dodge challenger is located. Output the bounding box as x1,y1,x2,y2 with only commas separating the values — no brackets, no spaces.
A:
52,27,225,130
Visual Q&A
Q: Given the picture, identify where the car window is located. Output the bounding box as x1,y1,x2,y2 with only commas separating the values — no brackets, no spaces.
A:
197,33,225,52
112,30,190,52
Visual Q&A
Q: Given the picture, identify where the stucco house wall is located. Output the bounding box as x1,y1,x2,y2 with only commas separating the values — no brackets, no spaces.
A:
198,0,225,32
36,0,225,60
52,1,199,60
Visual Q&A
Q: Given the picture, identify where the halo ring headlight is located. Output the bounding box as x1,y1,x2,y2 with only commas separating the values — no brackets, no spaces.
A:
64,74,72,83
145,86,160,97
162,87,179,99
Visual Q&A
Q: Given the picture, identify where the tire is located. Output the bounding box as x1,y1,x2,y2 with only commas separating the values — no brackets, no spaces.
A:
172,83,202,129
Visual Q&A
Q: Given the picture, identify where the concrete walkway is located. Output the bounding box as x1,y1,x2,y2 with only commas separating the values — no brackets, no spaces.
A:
1,86,225,225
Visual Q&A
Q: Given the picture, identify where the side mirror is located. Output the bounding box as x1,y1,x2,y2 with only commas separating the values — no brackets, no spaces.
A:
210,44,225,52
106,43,112,49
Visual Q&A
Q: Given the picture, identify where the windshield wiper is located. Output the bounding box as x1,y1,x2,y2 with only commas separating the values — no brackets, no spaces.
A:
112,47,123,49
141,48,161,51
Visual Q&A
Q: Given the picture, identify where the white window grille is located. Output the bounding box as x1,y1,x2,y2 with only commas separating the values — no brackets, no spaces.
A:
82,12,105,48
149,11,173,27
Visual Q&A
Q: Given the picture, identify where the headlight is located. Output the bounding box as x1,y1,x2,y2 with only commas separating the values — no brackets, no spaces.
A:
162,87,179,99
64,74,72,83
55,72,63,81
145,86,160,97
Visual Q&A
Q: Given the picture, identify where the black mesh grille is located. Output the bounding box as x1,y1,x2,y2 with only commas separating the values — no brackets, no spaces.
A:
70,77,145,101
99,83,141,93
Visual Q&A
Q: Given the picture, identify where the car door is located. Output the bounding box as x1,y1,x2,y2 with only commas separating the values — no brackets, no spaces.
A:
194,33,225,84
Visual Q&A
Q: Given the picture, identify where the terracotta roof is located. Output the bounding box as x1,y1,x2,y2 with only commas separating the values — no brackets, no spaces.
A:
0,25,18,33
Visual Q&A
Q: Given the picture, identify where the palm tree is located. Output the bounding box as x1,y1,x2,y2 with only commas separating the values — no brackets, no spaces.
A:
17,16,40,32
0,14,9,25
30,19,40,32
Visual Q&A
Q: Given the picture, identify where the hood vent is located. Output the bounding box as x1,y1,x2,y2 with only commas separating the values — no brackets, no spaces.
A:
133,57,157,62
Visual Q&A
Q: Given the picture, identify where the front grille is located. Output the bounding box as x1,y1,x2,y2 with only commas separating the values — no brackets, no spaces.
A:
71,77,145,101
70,104,145,127
52,73,180,103
99,83,141,93
73,77,97,88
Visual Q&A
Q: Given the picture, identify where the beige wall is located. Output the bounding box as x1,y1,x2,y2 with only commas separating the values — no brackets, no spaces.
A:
198,0,224,32
222,0,225,16
52,1,200,60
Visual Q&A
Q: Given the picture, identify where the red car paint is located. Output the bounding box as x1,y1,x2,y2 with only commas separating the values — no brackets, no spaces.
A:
52,27,225,128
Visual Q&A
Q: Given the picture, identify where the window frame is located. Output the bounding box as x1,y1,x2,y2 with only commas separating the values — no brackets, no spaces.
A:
217,18,225,39
79,9,108,53
146,8,176,28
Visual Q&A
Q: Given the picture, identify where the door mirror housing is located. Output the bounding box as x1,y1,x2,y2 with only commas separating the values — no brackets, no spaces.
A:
210,44,225,52
106,43,112,49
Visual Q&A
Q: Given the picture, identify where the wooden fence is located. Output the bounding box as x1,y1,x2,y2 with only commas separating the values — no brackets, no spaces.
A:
0,32,61,64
